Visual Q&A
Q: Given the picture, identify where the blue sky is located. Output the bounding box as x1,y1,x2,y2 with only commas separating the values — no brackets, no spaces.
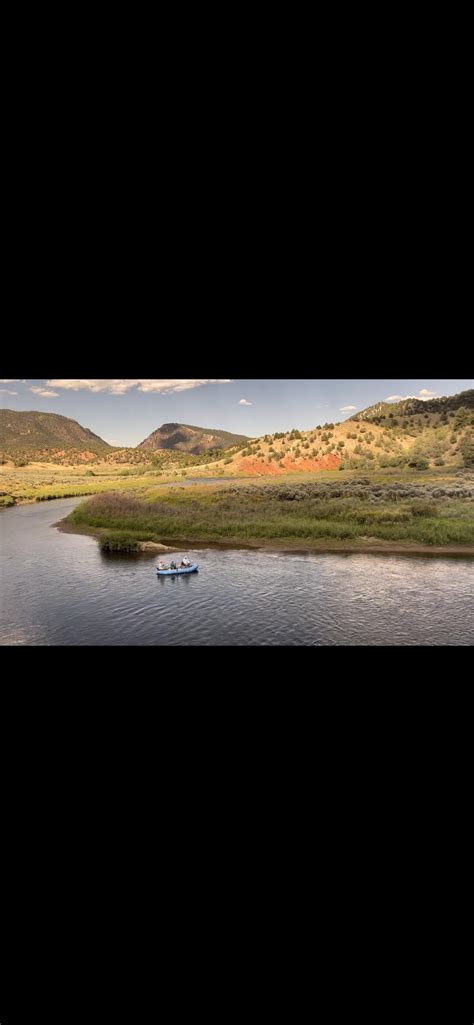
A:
1,379,472,446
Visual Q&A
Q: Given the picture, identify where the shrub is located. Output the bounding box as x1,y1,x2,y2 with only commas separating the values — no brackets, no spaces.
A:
460,430,474,468
100,532,141,552
408,458,429,470
454,407,473,430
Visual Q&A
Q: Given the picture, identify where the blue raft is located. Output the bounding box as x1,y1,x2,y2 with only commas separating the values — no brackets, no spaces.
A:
157,563,199,576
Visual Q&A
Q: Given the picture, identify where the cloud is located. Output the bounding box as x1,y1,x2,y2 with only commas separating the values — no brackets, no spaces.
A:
0,388,18,395
339,405,357,412
0,379,24,384
386,389,439,403
30,387,59,398
47,379,233,395
239,399,252,406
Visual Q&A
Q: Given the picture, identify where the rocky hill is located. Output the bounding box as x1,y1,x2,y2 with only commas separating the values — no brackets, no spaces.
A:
137,423,249,455
203,390,474,475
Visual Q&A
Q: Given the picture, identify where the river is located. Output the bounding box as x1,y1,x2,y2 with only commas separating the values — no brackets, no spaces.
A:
1,498,473,645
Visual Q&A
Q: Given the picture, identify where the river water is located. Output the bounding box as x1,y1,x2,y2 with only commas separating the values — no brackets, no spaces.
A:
1,498,473,645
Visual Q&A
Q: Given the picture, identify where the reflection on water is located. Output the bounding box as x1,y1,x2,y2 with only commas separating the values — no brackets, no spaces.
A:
1,498,473,646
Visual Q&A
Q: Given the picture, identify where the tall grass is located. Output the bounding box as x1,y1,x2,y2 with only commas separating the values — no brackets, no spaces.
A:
68,489,474,546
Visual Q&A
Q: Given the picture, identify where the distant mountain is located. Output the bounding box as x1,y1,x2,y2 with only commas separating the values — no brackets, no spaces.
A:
137,423,250,455
351,389,474,423
0,409,111,459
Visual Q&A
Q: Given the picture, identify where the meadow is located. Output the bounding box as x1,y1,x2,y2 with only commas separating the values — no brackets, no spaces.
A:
0,460,220,506
66,474,474,551
3,462,474,552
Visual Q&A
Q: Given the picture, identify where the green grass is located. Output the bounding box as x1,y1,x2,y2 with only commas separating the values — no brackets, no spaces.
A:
67,485,474,548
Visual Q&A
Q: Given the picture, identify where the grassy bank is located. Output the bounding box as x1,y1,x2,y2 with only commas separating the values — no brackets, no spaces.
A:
65,479,474,551
0,461,204,505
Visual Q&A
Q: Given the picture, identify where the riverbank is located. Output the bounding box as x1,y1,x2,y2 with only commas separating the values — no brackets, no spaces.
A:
57,480,474,556
55,517,474,557
4,497,474,647
0,460,244,506
55,518,178,552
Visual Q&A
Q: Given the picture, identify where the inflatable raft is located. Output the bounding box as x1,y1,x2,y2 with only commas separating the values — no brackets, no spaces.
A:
156,563,199,576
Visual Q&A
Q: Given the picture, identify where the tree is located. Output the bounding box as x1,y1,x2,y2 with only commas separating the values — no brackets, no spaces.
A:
454,406,473,430
460,430,474,467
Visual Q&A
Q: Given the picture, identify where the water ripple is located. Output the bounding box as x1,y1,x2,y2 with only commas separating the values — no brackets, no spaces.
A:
1,499,473,645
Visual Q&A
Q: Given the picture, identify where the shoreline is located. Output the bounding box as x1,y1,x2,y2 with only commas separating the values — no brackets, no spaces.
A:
55,518,474,558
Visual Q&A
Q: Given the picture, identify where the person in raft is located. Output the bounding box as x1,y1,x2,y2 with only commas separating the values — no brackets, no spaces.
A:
181,557,192,567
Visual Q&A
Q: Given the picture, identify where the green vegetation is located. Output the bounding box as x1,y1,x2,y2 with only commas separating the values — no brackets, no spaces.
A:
0,408,110,459
138,422,249,455
461,430,474,467
66,478,474,550
99,532,142,552
351,389,474,424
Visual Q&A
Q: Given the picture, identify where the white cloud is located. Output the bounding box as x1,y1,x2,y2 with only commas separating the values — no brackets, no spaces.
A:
47,379,233,395
0,388,18,395
0,379,24,384
239,399,252,406
30,387,59,398
339,405,357,412
386,390,438,403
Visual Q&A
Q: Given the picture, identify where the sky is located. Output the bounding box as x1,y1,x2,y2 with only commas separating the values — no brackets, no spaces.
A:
1,379,472,447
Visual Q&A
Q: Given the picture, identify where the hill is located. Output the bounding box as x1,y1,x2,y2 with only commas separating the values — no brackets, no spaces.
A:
137,423,250,455
0,409,111,463
351,389,474,423
202,389,474,476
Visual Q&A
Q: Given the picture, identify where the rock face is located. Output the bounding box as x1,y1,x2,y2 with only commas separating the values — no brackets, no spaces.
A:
137,423,249,455
236,453,342,475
